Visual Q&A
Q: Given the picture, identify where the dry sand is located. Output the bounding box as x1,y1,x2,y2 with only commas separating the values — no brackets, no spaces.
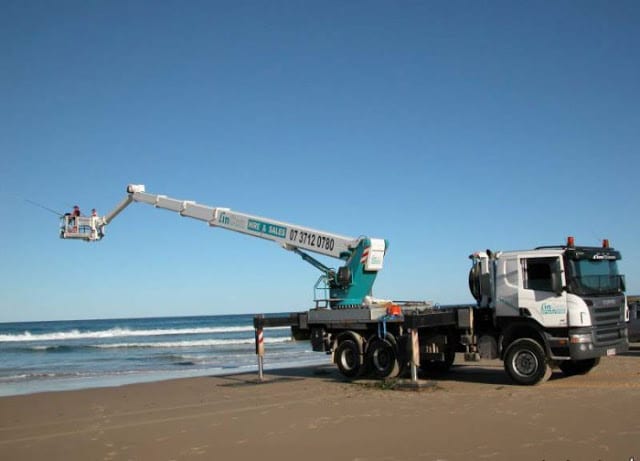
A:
1,345,639,461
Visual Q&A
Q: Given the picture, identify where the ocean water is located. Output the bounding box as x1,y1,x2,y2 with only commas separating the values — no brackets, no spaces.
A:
0,314,328,396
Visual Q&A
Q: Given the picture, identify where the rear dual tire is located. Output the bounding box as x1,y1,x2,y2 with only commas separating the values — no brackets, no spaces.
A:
367,338,401,379
335,339,363,378
335,337,402,379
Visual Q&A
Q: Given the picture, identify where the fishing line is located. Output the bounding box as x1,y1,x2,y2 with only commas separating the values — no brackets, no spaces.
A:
23,198,64,217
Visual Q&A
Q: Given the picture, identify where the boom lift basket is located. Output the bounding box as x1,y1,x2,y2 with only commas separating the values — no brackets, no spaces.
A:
60,215,102,241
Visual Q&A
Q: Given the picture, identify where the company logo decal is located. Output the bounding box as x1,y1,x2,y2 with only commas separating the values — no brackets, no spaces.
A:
541,303,566,315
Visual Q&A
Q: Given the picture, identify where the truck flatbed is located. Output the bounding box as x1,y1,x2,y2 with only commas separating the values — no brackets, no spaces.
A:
254,305,475,331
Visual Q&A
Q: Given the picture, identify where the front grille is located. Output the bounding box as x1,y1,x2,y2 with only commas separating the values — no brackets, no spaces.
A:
588,296,626,346
593,306,622,324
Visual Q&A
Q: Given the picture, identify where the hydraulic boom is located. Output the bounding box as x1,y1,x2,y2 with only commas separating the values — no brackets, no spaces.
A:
61,184,387,308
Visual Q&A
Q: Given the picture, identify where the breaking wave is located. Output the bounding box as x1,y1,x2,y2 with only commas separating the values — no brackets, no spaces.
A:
92,337,291,349
0,325,288,343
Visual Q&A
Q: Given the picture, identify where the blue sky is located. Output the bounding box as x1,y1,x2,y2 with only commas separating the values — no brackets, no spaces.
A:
1,1,638,322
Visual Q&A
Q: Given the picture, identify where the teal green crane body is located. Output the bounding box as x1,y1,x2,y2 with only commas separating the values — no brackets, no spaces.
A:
295,237,388,308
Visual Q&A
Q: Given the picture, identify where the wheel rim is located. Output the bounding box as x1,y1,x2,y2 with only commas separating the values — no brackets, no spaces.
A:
372,349,391,371
340,348,357,371
512,350,538,377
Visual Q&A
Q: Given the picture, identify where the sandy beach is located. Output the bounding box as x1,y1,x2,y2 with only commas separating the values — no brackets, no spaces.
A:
1,345,639,461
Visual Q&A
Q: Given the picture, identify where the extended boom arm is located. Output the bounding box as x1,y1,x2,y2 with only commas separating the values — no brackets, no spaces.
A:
60,184,387,308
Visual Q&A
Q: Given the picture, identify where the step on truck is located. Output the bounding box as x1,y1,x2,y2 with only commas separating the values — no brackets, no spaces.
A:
62,184,629,385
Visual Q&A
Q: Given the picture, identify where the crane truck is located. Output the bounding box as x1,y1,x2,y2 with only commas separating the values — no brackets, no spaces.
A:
61,184,629,385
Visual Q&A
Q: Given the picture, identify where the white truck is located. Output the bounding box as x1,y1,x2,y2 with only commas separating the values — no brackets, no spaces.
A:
466,239,628,382
62,185,629,385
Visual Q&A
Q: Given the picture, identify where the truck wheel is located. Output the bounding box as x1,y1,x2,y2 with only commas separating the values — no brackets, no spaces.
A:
559,358,600,376
367,338,400,379
504,338,551,385
335,340,362,378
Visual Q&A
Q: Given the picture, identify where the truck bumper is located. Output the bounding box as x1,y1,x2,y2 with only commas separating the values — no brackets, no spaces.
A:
547,326,629,360
568,341,628,360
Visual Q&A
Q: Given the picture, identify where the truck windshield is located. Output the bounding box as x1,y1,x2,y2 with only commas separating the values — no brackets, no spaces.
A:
566,258,624,296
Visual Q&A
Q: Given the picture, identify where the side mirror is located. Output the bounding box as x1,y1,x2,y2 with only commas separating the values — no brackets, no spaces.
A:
551,259,564,296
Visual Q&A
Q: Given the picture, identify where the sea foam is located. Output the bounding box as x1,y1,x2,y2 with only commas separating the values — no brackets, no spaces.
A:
0,325,288,342
92,337,291,348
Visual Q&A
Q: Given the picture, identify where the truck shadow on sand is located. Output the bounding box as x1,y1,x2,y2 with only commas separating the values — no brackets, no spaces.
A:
415,363,592,387
237,363,518,386
257,362,593,387
419,364,514,386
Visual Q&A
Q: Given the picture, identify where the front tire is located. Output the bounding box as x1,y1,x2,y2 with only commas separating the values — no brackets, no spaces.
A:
559,358,600,376
335,340,362,378
504,338,551,385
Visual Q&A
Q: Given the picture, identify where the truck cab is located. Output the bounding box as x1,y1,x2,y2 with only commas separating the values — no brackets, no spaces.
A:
470,237,628,383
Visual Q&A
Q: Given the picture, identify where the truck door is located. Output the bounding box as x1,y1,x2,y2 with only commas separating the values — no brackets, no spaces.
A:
494,256,520,317
519,256,568,327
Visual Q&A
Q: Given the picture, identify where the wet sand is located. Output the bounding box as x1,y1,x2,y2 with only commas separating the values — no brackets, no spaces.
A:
1,345,639,461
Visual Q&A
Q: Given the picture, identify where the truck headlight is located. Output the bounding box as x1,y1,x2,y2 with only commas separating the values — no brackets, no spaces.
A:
570,334,592,344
